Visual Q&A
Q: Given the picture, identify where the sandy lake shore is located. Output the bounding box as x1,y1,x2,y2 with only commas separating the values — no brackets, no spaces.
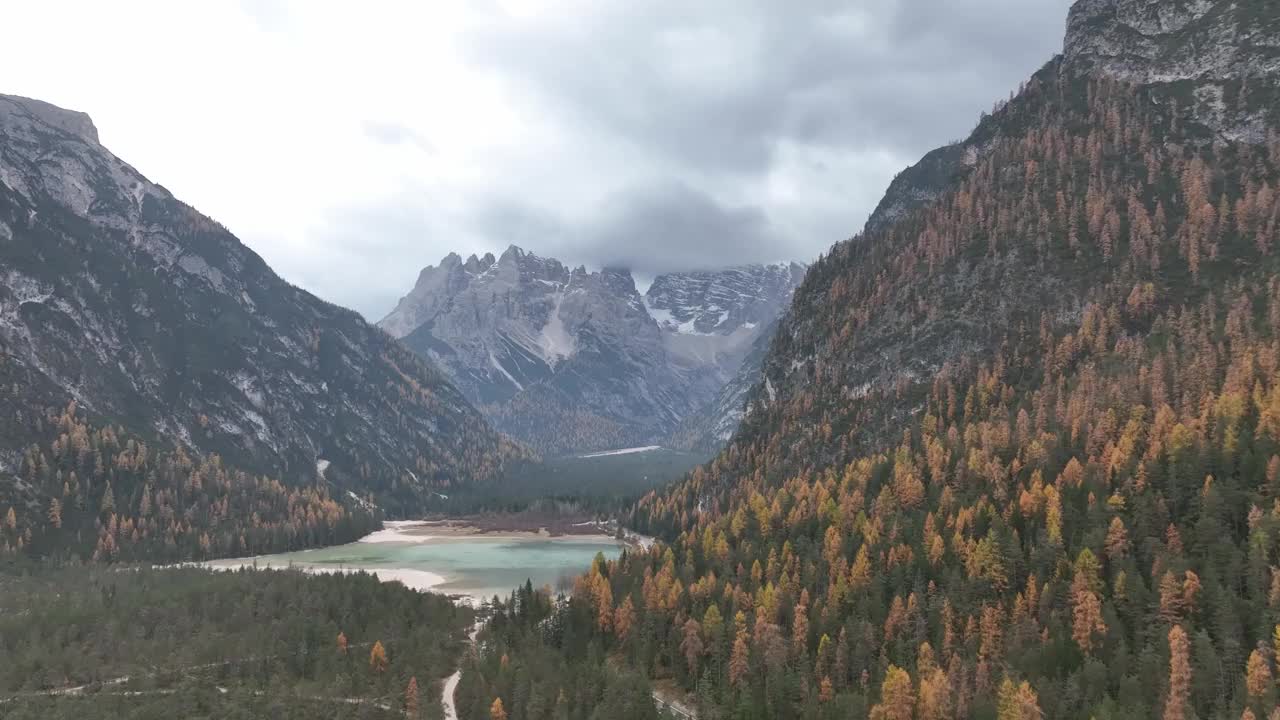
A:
359,518,623,544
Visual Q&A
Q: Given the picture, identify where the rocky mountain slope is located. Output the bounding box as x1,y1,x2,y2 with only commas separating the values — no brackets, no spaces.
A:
0,94,524,543
760,0,1280,458
867,0,1279,239
467,1,1280,718
668,315,783,453
379,248,803,455
649,263,807,452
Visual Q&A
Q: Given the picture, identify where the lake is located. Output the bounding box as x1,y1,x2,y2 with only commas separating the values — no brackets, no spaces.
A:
205,523,624,600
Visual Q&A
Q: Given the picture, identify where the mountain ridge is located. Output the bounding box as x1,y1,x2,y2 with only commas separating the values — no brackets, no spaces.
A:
0,92,525,560
380,244,805,454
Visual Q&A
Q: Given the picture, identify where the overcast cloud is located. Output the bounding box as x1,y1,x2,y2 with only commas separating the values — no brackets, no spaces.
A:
3,0,1072,319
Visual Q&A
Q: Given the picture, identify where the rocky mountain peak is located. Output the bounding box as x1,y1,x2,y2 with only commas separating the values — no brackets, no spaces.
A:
0,94,99,145
1062,0,1279,141
1064,0,1279,84
644,261,806,337
0,95,519,517
380,247,803,454
865,0,1278,235
497,243,524,264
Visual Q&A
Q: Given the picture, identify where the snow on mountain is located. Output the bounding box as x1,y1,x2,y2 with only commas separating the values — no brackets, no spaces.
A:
643,263,806,337
380,249,806,455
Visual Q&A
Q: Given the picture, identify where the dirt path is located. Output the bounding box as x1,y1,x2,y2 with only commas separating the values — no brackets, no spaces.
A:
442,622,482,720
650,679,697,719
652,691,696,719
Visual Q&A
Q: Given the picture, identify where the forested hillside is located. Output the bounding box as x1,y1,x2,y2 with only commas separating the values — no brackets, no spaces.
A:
461,1,1280,718
0,93,529,562
0,397,376,561
0,566,472,719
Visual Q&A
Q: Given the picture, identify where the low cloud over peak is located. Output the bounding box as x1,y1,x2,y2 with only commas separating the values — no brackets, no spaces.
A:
3,0,1072,318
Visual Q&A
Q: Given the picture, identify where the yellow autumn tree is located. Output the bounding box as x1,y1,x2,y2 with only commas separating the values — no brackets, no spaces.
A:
1164,626,1190,720
819,676,834,703
369,640,388,673
613,596,636,644
490,697,508,720
917,667,951,719
1071,550,1106,654
680,619,703,675
792,600,810,658
997,678,1043,719
729,631,750,687
1245,648,1272,699
870,665,915,720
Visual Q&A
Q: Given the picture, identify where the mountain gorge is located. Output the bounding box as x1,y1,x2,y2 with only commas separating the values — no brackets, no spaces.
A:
380,247,804,455
461,1,1280,718
0,94,525,560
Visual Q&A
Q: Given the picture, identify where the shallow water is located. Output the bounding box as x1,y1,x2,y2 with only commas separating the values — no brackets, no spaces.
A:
211,533,623,600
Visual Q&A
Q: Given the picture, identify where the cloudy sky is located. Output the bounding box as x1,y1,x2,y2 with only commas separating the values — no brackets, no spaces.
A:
4,0,1072,319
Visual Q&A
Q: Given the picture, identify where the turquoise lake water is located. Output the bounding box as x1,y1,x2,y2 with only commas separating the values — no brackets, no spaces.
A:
210,534,623,600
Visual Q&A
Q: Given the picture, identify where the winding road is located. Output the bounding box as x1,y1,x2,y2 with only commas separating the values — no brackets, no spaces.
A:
442,622,482,720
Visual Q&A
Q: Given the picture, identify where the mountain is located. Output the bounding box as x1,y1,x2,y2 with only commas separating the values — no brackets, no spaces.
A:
668,314,782,452
649,262,808,452
0,94,523,560
463,1,1280,718
379,248,803,455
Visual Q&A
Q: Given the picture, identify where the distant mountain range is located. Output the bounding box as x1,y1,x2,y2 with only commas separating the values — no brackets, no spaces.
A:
379,247,805,455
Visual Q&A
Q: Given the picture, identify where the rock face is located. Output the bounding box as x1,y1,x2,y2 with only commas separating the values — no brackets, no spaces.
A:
643,264,805,337
380,251,804,455
1065,0,1280,140
866,0,1279,236
668,315,782,452
1065,0,1280,83
0,94,521,514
